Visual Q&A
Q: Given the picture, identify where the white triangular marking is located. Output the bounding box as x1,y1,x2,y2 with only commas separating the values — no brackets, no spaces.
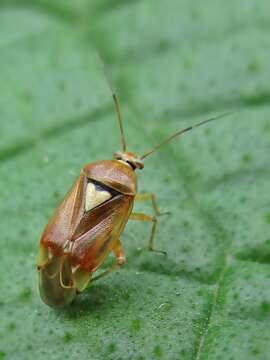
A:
85,183,112,211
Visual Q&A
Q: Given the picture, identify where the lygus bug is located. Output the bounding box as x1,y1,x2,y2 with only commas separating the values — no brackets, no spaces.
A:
37,87,232,308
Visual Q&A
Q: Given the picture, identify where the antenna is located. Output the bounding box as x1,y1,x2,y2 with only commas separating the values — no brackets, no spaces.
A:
141,111,236,159
98,55,127,152
112,93,127,152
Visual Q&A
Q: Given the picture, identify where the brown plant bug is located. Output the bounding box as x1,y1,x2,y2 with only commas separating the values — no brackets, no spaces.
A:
37,80,233,308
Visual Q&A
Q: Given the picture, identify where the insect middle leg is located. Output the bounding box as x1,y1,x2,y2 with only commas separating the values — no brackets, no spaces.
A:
92,239,126,282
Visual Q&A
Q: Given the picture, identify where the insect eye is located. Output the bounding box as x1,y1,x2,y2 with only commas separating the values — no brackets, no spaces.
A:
114,152,122,160
132,160,144,170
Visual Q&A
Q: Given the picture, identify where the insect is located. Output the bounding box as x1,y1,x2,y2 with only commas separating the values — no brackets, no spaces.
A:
37,86,232,308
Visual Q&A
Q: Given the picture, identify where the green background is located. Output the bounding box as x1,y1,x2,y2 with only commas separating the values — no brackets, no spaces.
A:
0,1,270,359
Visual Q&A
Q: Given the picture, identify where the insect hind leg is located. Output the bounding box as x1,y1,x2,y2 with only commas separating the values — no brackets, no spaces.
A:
92,239,126,282
113,238,126,265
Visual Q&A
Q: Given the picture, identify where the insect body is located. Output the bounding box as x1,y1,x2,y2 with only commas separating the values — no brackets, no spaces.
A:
38,158,138,308
37,90,232,308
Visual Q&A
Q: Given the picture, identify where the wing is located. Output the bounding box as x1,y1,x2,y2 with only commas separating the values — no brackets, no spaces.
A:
40,173,87,253
71,194,134,272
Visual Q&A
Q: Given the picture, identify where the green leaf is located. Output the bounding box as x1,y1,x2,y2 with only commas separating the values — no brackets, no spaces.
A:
1,1,270,360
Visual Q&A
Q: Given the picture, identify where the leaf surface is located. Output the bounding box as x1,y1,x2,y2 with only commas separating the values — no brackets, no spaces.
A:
0,1,270,360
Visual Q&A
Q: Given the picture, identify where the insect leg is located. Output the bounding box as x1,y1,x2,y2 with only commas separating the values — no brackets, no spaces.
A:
92,239,126,282
135,193,169,216
91,263,120,282
113,238,126,265
129,212,167,255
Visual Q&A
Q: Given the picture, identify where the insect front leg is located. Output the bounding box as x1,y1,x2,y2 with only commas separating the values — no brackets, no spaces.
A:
92,239,126,282
129,212,166,255
135,193,170,217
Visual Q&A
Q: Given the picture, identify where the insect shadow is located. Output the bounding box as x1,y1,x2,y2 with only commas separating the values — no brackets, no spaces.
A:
55,274,147,319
